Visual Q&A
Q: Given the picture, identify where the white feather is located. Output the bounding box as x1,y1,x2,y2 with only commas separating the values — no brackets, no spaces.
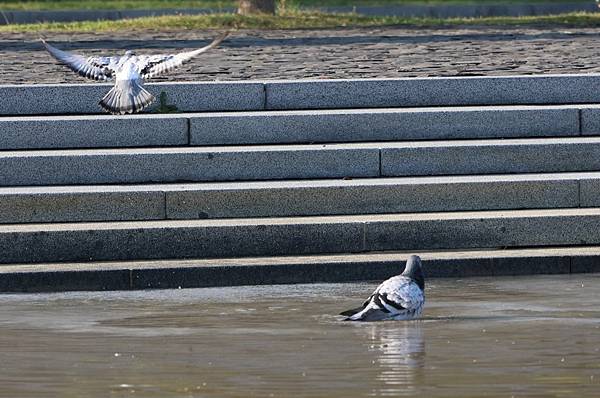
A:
349,276,424,321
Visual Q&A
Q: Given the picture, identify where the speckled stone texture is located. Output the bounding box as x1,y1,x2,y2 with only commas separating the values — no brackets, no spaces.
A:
4,25,600,290
190,106,580,145
0,114,188,149
581,108,600,136
364,209,600,251
164,175,580,219
0,218,367,264
0,173,593,224
2,209,600,264
0,145,380,186
2,77,599,116
380,137,600,176
0,247,597,292
0,186,165,223
0,81,265,115
9,137,600,186
265,75,600,110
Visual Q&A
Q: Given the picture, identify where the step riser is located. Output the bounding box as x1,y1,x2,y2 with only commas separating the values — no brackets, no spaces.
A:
5,139,600,185
0,178,583,223
365,214,596,252
166,179,579,220
383,140,600,176
190,107,581,146
1,247,599,292
3,107,590,150
0,82,264,116
0,190,165,223
4,75,600,115
2,211,600,263
0,148,379,186
0,256,586,293
0,222,364,264
0,117,188,150
266,75,600,110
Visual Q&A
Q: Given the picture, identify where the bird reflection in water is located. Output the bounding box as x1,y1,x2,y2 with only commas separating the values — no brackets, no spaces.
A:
363,323,425,396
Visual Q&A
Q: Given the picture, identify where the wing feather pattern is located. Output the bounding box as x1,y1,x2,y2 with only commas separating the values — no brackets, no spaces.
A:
342,276,424,321
41,39,115,81
140,31,229,79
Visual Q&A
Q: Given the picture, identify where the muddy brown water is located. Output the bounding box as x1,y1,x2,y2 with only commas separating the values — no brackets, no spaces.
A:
0,274,599,397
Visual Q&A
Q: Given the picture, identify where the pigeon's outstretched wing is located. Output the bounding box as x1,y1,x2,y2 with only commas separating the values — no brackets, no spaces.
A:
139,31,229,79
41,39,117,81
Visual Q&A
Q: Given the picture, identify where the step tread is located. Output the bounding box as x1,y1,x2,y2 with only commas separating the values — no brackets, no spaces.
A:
1,103,596,121
2,246,599,273
4,136,600,157
0,143,376,156
0,103,592,149
1,171,599,194
5,74,600,116
2,207,600,265
3,207,600,232
1,172,596,224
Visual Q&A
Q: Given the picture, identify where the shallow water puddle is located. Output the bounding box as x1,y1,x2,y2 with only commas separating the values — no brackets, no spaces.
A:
0,274,599,397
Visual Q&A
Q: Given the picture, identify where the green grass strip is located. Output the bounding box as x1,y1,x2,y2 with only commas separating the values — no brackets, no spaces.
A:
0,0,591,11
2,11,600,32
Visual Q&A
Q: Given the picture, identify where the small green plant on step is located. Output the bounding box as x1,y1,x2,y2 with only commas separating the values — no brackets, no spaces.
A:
154,91,179,113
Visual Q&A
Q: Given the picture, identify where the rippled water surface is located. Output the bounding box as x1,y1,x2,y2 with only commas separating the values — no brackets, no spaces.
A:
1,274,600,397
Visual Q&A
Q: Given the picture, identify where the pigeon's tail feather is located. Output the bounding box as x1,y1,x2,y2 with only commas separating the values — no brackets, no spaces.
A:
99,80,155,115
339,306,365,317
346,308,391,322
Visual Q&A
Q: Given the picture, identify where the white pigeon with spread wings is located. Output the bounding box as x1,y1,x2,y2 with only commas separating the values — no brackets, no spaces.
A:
41,32,229,115
340,255,425,322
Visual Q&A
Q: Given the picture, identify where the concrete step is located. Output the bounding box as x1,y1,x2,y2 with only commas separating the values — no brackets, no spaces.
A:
0,144,380,186
0,114,189,150
0,81,264,116
4,74,600,115
7,172,600,223
266,74,600,110
5,137,600,186
3,105,595,150
1,246,599,292
2,208,600,264
189,105,586,146
381,136,600,177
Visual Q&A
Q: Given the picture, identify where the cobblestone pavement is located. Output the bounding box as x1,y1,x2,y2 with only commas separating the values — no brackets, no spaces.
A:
2,26,600,84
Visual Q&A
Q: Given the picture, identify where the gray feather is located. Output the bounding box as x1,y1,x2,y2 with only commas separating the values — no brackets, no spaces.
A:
341,255,425,322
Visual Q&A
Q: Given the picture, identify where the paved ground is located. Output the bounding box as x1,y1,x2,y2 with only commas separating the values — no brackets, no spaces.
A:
2,26,600,84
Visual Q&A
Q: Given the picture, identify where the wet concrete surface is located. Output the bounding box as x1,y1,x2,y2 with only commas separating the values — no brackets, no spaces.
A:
1,274,599,397
3,26,600,84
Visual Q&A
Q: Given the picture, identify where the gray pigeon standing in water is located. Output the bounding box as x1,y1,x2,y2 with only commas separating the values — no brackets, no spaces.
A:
41,32,229,115
341,255,425,321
